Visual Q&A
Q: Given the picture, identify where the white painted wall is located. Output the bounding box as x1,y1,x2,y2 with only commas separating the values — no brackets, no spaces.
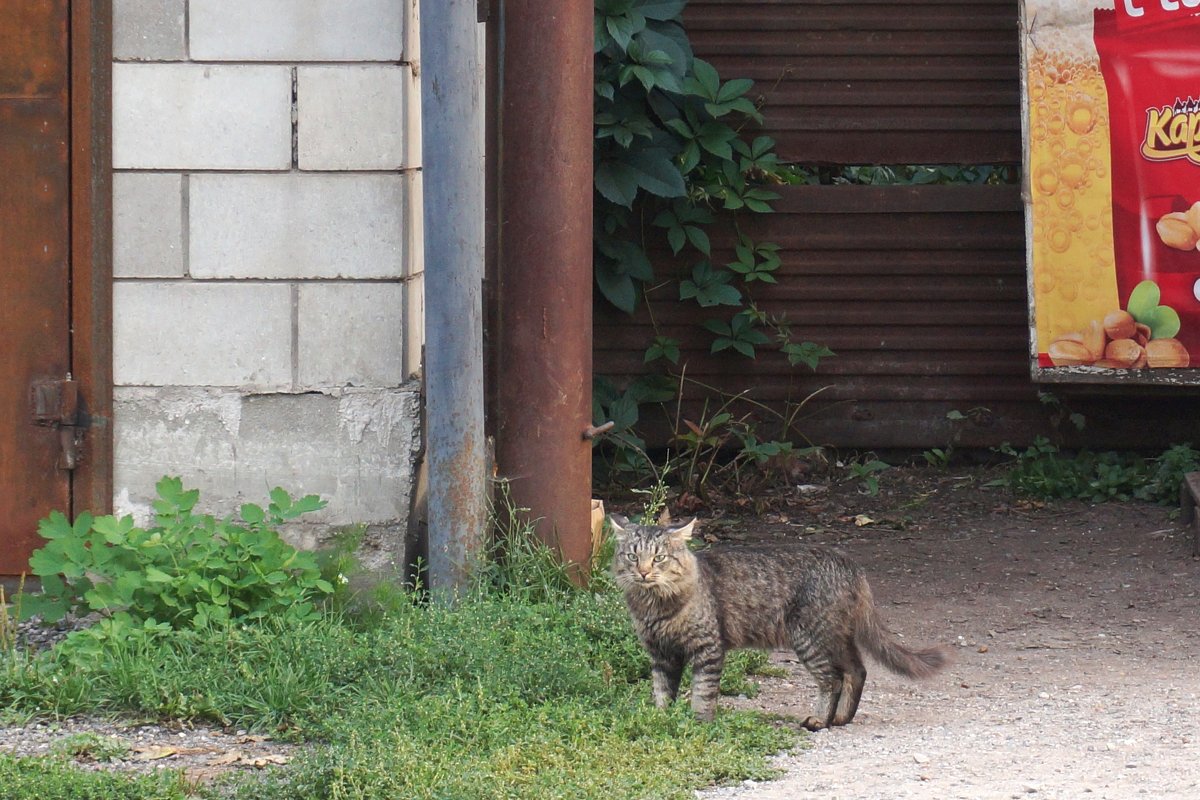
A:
110,0,424,572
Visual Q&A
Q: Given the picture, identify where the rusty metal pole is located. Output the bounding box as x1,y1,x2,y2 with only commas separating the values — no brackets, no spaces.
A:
495,0,594,580
421,0,489,598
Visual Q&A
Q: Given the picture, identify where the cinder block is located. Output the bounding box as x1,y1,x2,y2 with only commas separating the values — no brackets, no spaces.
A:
112,64,292,169
113,173,184,278
298,66,410,170
297,283,406,388
113,0,186,61
189,174,406,279
113,282,293,388
113,386,422,570
190,0,405,61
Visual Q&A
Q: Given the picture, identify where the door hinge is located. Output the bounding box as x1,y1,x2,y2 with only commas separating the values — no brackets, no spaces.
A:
30,375,83,470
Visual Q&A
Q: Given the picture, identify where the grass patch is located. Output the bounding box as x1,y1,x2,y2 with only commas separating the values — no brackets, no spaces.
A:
0,752,189,799
1,551,798,799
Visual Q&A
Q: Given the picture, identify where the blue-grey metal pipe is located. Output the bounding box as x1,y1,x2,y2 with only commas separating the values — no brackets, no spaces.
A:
419,0,488,599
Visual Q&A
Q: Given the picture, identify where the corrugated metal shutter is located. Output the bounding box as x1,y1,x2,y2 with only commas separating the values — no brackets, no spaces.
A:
684,0,1021,164
595,184,1039,449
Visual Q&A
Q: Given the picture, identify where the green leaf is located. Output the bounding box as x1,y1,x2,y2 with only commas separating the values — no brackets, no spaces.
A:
241,503,265,524
292,494,326,514
627,375,677,405
663,117,694,139
684,225,711,255
71,512,94,539
37,510,73,541
1126,280,1161,321
679,262,742,307
595,266,638,313
28,547,65,578
679,140,701,175
605,11,646,51
644,336,681,365
18,592,70,623
633,27,690,81
717,78,754,103
144,567,173,583
782,341,835,370
595,160,641,207
688,58,720,99
269,487,292,512
696,122,736,160
625,148,687,198
1146,305,1181,339
666,224,686,254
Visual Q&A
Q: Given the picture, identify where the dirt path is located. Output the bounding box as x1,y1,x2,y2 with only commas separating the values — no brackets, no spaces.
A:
700,471,1200,800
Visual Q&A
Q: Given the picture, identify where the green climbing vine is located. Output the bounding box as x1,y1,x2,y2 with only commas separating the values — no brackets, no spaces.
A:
593,0,833,476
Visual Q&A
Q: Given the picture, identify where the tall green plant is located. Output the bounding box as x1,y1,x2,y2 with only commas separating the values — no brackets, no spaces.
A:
593,0,830,367
19,477,333,633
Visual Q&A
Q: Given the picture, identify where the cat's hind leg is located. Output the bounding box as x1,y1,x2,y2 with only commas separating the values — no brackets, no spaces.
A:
799,670,842,731
790,627,844,730
832,643,867,726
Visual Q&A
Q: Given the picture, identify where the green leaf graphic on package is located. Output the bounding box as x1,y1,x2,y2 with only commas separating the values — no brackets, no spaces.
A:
1047,280,1189,369
1125,280,1180,340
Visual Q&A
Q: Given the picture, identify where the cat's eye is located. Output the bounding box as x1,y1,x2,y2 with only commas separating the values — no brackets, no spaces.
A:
624,553,637,562
652,555,666,563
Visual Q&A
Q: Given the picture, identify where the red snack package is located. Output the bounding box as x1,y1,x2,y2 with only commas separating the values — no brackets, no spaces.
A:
1095,3,1200,365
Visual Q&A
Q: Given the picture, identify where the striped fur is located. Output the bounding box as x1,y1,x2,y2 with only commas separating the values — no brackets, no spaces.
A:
610,515,950,727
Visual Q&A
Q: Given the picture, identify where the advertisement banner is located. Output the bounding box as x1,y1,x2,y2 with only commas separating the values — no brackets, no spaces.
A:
1024,0,1200,382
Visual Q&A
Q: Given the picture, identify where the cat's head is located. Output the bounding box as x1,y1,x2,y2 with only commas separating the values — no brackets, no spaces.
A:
609,514,697,594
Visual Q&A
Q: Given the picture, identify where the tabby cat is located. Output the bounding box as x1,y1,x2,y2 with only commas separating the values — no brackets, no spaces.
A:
610,514,949,728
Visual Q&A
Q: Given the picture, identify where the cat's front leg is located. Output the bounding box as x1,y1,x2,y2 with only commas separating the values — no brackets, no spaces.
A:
650,652,684,708
689,648,725,722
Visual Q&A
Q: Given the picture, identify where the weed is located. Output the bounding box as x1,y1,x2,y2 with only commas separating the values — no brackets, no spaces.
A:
995,439,1200,506
0,578,20,655
50,732,130,764
846,457,890,496
18,478,332,649
921,448,952,469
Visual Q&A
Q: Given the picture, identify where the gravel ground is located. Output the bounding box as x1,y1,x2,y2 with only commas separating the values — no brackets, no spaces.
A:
698,470,1200,800
0,718,299,784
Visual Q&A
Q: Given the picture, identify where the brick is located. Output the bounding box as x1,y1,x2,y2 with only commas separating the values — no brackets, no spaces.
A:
113,173,185,278
297,283,406,388
112,64,291,169
113,282,292,388
189,174,406,279
298,66,410,170
190,0,405,61
113,0,186,61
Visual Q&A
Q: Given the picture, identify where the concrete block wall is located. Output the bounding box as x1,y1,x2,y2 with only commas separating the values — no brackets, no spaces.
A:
111,0,424,573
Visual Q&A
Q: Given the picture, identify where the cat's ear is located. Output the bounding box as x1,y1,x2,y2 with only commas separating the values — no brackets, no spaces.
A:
608,514,631,540
667,518,696,543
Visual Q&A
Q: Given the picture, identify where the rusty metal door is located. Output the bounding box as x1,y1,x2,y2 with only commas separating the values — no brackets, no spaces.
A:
0,0,72,574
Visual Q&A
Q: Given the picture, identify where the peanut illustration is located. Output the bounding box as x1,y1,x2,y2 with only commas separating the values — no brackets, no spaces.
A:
1048,316,1189,369
1157,205,1200,251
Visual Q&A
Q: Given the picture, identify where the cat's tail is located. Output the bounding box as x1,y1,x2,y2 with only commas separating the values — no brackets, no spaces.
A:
854,580,951,679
